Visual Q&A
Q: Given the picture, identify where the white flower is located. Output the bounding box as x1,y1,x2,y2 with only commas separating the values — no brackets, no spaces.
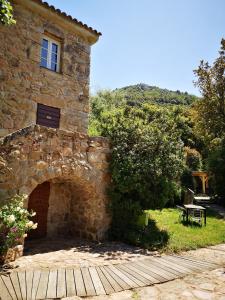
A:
23,233,27,238
19,201,24,207
26,221,34,228
32,223,38,229
7,215,15,223
15,207,21,211
31,211,36,217
19,208,26,214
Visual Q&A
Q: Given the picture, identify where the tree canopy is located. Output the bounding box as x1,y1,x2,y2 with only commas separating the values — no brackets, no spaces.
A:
89,88,189,241
100,105,184,209
194,39,225,141
116,83,198,106
194,38,225,200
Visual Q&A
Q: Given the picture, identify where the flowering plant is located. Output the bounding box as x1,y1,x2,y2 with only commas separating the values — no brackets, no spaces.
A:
0,194,37,256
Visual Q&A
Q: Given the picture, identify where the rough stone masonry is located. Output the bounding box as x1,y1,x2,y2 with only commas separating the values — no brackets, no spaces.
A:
0,0,111,240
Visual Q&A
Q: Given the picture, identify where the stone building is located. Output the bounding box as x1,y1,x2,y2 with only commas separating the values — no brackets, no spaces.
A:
0,0,111,240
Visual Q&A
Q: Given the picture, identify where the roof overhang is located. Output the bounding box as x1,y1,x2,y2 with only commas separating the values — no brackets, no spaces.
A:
13,0,101,45
192,171,208,177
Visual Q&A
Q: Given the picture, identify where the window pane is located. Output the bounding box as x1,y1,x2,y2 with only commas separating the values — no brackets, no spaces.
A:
42,39,48,49
41,48,48,59
51,62,57,71
51,53,57,63
52,43,58,54
40,38,60,72
40,58,47,68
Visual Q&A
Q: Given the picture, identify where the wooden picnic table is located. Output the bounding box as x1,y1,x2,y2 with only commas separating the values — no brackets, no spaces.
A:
184,204,206,226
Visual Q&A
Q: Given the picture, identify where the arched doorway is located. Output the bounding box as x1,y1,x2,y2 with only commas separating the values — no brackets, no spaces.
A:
25,176,110,241
28,181,50,239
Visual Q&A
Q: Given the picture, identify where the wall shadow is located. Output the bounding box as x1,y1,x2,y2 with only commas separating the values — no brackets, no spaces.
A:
23,237,152,262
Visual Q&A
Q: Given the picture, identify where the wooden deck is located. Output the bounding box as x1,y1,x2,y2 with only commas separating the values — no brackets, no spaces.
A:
0,255,218,300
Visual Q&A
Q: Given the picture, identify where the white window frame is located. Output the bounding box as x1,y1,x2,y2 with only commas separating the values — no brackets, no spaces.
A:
40,35,61,73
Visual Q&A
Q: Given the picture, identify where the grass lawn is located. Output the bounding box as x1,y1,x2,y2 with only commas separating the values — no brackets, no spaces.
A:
145,208,225,253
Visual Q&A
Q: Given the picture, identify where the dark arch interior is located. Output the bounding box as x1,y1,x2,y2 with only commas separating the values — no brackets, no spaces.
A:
28,181,50,239
27,177,103,242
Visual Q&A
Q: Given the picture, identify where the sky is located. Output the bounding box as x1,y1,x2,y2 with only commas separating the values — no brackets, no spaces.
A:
46,0,225,96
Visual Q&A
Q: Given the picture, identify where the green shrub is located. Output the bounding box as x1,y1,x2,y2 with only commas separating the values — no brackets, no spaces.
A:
104,106,184,209
0,194,37,256
181,168,194,189
0,0,16,25
184,147,202,170
89,91,186,245
109,190,142,241
207,138,225,201
138,219,169,250
104,105,184,243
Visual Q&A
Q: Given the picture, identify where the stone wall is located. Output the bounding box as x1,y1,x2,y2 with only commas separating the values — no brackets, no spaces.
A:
0,125,111,240
0,0,110,240
47,180,72,237
0,0,96,137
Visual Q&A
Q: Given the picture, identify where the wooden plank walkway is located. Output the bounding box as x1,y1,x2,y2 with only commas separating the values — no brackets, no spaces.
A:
0,255,218,300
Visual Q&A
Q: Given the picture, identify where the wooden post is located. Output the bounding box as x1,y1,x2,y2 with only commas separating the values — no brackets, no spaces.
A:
201,176,206,194
192,171,208,195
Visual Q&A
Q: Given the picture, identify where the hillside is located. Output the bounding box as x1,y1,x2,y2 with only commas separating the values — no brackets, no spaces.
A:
114,83,199,106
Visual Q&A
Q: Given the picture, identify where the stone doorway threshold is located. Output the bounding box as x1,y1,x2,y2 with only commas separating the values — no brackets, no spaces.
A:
0,252,219,299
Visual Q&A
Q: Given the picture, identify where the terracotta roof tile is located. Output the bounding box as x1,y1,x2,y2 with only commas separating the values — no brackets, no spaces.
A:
32,0,102,36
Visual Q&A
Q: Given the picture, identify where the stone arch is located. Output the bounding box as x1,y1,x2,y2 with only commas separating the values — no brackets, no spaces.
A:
24,170,109,240
0,125,111,240
19,163,100,199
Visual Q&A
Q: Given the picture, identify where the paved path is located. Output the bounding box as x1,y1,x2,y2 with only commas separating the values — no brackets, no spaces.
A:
0,254,218,300
206,204,225,218
9,238,157,271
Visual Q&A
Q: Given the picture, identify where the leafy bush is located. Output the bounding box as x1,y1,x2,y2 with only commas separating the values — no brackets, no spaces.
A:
137,219,169,250
180,147,202,201
180,167,195,203
184,147,202,170
181,168,194,189
97,105,185,243
0,194,37,256
193,39,225,141
0,0,16,25
109,190,169,249
89,89,198,246
207,138,225,202
102,106,184,209
109,190,142,241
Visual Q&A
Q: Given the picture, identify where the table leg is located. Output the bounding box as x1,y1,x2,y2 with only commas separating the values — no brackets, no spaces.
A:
204,210,206,226
186,208,189,223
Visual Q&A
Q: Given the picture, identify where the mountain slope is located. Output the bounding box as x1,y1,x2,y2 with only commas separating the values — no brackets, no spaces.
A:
114,83,199,106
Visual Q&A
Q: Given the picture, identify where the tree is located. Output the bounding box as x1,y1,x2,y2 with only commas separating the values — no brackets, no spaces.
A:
100,105,184,209
100,105,184,241
194,39,225,140
0,0,16,25
207,139,225,200
194,39,225,200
